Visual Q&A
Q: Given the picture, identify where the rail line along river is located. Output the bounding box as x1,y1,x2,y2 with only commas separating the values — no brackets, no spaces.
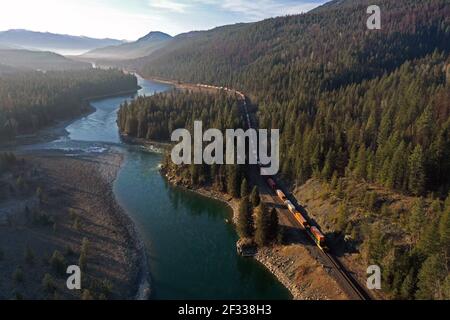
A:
25,75,291,300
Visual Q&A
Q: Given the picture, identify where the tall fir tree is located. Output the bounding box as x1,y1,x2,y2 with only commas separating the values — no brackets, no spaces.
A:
250,186,261,208
240,178,249,198
236,196,253,238
254,203,271,247
408,145,426,196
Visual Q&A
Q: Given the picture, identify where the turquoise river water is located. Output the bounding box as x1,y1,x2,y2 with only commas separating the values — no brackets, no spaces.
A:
27,75,291,300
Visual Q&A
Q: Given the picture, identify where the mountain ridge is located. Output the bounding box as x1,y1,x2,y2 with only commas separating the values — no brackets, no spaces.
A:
0,29,124,55
80,31,172,61
0,48,90,71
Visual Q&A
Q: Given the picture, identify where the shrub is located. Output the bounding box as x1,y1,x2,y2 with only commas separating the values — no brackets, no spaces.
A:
42,273,56,293
13,267,24,283
50,250,66,276
81,289,94,300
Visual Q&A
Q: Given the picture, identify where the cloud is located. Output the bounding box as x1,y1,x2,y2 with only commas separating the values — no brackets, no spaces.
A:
0,0,325,40
216,0,319,19
148,0,320,17
148,0,190,13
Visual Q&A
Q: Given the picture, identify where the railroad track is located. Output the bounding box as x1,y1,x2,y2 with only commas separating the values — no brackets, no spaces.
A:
240,94,371,300
190,83,372,299
263,180,370,300
322,252,370,300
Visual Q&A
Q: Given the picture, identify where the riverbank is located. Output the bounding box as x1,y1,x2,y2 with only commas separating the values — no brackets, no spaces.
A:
161,166,347,300
0,150,148,299
0,86,139,150
0,83,149,299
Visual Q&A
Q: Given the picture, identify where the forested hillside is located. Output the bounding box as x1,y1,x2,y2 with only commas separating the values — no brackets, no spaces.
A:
0,69,137,140
119,0,450,300
118,90,248,195
135,0,450,198
0,49,90,71
82,31,172,61
118,90,241,140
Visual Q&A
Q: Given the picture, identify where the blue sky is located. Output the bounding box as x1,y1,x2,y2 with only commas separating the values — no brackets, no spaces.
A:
0,0,326,40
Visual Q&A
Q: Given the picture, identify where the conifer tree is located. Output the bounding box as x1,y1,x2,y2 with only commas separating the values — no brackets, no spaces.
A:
409,198,425,243
268,208,279,242
240,178,249,198
237,196,253,238
408,145,426,196
416,254,447,300
254,204,271,247
250,186,261,208
400,269,416,300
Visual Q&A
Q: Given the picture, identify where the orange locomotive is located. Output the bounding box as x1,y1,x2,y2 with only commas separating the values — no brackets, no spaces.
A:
310,226,327,250
266,177,325,249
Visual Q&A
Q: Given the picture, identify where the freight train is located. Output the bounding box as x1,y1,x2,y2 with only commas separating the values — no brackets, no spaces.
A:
236,85,327,251
266,177,327,251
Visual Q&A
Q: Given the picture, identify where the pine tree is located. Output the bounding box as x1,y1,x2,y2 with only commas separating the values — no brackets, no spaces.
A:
366,223,385,264
240,178,249,198
237,196,253,238
400,269,415,300
336,203,349,233
416,254,447,300
439,205,450,257
354,145,367,180
330,171,339,190
321,149,334,180
443,275,450,299
409,198,425,243
268,208,279,242
42,274,56,294
408,145,426,196
388,142,408,190
417,219,440,255
254,203,271,247
50,250,66,276
250,186,260,208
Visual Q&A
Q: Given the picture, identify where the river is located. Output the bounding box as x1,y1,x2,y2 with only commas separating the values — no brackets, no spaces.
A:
26,74,291,300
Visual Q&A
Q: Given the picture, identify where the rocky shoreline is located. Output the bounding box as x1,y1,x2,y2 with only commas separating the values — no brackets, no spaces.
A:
254,248,308,299
96,151,151,300
1,88,149,299
160,167,307,300
34,150,149,299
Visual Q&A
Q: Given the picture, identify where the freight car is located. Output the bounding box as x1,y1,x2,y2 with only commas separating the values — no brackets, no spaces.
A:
285,200,296,213
294,212,309,229
310,226,327,250
276,189,287,201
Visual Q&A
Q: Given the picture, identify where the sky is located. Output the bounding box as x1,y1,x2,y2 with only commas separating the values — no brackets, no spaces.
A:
0,0,326,40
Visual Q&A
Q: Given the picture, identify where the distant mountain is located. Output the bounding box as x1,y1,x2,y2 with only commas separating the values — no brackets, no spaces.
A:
0,29,124,55
81,31,172,61
0,49,90,71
